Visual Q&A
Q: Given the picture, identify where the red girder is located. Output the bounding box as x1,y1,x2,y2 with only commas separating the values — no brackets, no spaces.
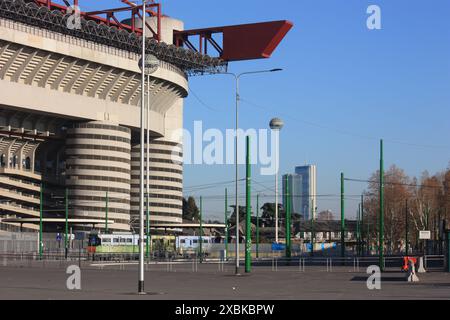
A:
29,1,293,62
30,0,162,41
174,20,294,62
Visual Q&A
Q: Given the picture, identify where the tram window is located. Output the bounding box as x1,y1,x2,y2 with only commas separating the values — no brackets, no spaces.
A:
193,240,198,244
102,238,111,243
180,239,185,244
126,239,132,243
113,238,119,243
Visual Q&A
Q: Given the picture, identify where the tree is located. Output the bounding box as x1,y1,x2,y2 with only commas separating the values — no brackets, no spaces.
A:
317,210,334,221
364,165,412,254
182,196,200,222
363,164,449,255
260,202,284,227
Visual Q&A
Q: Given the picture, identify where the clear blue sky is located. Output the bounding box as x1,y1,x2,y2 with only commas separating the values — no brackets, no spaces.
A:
72,1,450,221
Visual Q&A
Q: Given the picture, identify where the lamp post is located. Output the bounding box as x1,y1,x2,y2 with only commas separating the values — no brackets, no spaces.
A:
213,68,282,275
269,117,284,244
137,0,159,294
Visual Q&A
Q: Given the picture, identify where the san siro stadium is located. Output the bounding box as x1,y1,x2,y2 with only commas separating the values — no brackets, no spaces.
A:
0,0,226,233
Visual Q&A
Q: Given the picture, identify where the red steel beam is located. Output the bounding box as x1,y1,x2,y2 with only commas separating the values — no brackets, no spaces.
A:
174,20,293,61
31,0,161,40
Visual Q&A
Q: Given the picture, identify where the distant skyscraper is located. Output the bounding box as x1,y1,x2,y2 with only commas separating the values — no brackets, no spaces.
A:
283,165,317,220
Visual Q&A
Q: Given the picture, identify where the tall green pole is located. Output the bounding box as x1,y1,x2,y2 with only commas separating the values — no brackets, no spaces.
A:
340,172,345,258
447,231,450,273
310,199,315,257
39,183,43,260
358,204,361,256
245,135,252,273
405,199,409,256
361,194,364,256
367,213,371,255
146,192,150,259
256,193,260,259
285,179,291,258
379,139,385,271
105,191,109,234
225,188,229,261
65,188,68,259
199,196,203,263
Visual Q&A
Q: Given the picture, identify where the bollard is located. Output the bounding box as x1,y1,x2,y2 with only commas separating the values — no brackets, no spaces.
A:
406,260,419,282
417,256,427,273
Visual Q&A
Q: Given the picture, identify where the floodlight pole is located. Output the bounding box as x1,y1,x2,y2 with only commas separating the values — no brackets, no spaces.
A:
138,0,147,294
211,69,282,275
146,71,151,260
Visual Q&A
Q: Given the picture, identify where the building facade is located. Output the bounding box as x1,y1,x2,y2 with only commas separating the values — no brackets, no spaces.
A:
283,165,317,220
0,1,223,233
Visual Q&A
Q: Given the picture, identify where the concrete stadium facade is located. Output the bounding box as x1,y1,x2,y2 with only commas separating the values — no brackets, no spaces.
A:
0,11,189,233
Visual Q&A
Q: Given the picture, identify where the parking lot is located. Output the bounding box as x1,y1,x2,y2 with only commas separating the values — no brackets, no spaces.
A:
1,260,450,300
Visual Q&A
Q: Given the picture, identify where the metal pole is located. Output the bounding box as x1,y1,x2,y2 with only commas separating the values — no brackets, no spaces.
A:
359,204,362,255
39,183,43,260
245,136,251,273
146,193,150,259
447,231,450,273
275,129,279,244
105,191,108,234
256,193,260,259
65,188,68,259
235,75,240,275
285,178,291,258
367,211,370,255
340,172,345,259
146,71,151,260
405,199,409,256
138,0,146,294
225,188,228,260
199,196,203,263
310,199,314,257
361,194,364,256
379,139,385,271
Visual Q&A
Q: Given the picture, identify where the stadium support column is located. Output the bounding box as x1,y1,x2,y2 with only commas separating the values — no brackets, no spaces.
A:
379,139,385,271
340,172,345,259
245,136,252,273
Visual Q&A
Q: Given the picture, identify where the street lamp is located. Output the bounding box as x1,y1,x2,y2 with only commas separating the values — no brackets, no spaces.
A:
269,117,284,243
137,0,159,295
213,68,282,275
